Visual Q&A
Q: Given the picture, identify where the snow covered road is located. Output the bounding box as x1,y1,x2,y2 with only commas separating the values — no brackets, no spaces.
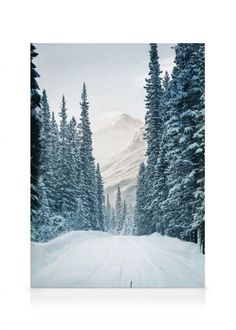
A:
31,231,204,288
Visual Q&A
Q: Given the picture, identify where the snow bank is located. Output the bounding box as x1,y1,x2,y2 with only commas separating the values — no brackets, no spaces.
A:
31,230,110,276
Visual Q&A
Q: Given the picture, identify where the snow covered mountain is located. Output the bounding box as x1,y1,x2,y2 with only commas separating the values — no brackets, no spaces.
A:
101,126,146,206
92,111,144,166
91,111,146,206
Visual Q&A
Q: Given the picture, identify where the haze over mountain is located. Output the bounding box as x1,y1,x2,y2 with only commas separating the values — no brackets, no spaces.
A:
91,111,146,206
102,127,146,206
92,111,144,166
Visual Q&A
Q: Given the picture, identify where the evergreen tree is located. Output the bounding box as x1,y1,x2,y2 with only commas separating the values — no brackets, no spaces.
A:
134,162,147,235
144,43,163,160
96,163,105,231
171,44,204,240
57,96,72,215
67,117,81,222
31,43,42,218
162,44,205,243
115,186,123,233
128,204,135,236
162,70,170,92
79,83,98,229
70,117,87,230
32,179,51,242
121,199,128,234
135,44,204,251
50,111,60,212
110,208,116,234
191,44,205,253
161,114,183,237
40,90,55,209
143,43,164,233
122,200,135,235
105,194,112,232
152,71,171,235
41,90,51,162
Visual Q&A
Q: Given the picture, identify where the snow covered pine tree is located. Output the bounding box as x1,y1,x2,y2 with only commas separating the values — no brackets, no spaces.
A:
31,44,42,219
134,43,205,253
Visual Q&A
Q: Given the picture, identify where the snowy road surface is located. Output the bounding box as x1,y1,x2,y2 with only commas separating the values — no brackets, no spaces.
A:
31,231,204,288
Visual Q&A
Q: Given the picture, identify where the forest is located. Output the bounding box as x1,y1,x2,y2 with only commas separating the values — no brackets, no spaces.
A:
31,43,205,254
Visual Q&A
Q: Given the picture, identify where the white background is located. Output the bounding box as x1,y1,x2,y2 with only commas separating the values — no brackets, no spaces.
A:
0,0,236,329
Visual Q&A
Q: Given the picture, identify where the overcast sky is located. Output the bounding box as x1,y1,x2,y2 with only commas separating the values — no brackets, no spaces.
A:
35,43,176,121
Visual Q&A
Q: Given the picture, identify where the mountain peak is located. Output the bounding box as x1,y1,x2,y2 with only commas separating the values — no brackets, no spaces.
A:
91,111,143,133
92,111,144,166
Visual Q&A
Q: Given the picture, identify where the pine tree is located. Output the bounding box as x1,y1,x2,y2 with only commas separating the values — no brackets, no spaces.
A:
31,43,42,218
134,162,147,235
67,117,81,222
144,43,163,160
132,44,204,253
79,83,98,230
70,117,86,230
143,43,164,233
96,163,105,231
57,96,72,216
32,179,51,242
41,90,51,164
191,44,205,253
162,44,205,243
128,204,135,236
152,71,171,235
50,111,60,212
121,199,127,234
110,208,116,234
105,194,112,232
40,90,55,209
115,186,123,234
172,44,203,240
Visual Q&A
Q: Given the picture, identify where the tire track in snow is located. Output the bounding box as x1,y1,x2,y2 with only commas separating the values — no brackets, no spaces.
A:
31,232,205,288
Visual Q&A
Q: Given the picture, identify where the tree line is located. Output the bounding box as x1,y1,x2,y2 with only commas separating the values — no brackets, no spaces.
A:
31,44,134,242
32,84,107,241
134,43,205,253
31,44,107,241
105,186,134,235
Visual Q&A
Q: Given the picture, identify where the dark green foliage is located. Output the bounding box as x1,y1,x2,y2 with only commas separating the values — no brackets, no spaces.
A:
31,43,42,217
96,163,105,231
40,90,55,209
115,186,123,233
57,96,73,214
134,162,147,235
104,194,112,232
135,43,205,253
50,112,60,212
143,43,164,233
79,83,99,230
33,83,106,241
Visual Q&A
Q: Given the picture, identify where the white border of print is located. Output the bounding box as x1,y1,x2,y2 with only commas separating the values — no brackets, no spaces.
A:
1,0,235,330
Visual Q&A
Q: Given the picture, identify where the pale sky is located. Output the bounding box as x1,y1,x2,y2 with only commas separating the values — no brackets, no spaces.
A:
34,43,176,122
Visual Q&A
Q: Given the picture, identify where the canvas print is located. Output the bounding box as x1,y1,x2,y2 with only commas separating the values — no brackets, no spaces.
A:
31,43,205,288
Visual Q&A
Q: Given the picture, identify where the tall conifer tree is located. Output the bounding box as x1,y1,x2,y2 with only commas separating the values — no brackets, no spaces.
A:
115,186,122,233
96,163,105,231
134,162,147,235
143,43,163,233
79,83,98,229
40,90,55,209
50,111,60,212
58,96,71,215
31,43,42,218
105,194,112,232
